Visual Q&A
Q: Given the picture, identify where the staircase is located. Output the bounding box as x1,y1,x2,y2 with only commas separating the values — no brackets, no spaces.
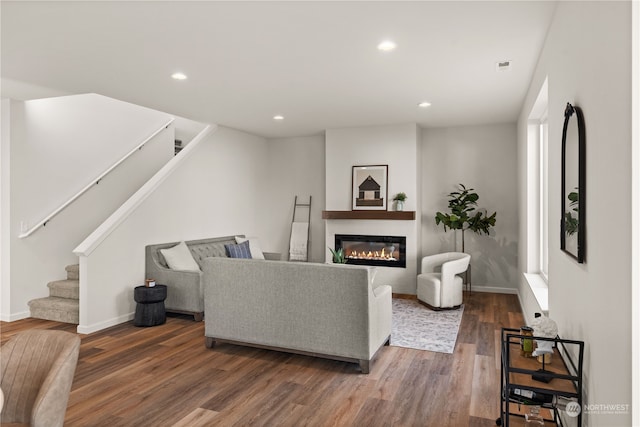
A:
28,264,79,324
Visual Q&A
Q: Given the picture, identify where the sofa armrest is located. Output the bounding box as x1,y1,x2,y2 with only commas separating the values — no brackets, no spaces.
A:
369,284,392,356
146,259,203,312
263,252,281,261
373,284,391,298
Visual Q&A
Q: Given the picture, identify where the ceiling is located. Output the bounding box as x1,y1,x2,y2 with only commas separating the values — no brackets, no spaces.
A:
1,1,557,139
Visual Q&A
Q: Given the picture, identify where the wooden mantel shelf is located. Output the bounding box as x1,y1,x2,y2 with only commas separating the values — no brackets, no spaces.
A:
322,210,416,220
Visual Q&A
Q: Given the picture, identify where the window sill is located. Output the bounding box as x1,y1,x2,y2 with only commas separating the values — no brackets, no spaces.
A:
523,273,549,314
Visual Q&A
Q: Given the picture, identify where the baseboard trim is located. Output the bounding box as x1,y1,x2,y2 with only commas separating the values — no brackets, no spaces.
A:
0,310,30,322
469,285,518,294
77,312,134,334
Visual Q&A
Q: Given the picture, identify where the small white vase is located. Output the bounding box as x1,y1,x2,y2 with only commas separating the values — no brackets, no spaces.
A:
395,201,404,211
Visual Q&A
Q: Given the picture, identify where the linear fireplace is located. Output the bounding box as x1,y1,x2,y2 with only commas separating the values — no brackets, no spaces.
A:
334,234,406,268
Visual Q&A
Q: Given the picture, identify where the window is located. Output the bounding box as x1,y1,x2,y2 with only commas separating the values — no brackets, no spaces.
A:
524,78,549,313
539,114,548,279
526,78,548,281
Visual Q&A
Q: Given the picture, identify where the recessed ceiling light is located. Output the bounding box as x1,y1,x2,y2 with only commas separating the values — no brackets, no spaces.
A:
171,72,187,80
273,115,284,121
377,40,397,52
418,101,432,108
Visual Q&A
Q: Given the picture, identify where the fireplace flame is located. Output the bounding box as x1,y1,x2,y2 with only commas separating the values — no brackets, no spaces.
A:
336,235,404,266
346,247,397,261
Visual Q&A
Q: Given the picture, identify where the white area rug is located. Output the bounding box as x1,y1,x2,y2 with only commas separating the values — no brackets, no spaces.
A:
390,298,464,354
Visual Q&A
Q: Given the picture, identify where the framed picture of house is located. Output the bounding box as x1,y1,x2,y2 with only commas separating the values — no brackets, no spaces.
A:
352,165,388,210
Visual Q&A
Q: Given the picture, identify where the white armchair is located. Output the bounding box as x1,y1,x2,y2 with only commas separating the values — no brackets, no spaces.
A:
417,252,471,309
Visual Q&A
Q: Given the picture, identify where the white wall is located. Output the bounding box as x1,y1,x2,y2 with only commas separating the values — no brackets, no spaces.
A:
517,2,632,425
0,77,71,101
77,126,268,332
262,135,325,262
421,124,518,291
1,94,174,320
325,124,421,294
1,99,11,317
15,94,172,225
632,2,640,425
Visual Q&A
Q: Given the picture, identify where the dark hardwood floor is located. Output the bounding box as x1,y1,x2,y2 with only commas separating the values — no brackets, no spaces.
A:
0,292,524,427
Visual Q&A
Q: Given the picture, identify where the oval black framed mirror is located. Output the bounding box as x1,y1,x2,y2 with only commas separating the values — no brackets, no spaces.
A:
561,102,586,263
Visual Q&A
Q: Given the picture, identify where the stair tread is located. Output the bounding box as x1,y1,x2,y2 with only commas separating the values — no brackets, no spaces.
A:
65,264,79,280
29,296,79,308
29,297,79,325
48,279,79,288
47,279,79,300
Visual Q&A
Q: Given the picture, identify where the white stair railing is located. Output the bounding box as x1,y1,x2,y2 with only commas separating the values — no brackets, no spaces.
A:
73,124,214,257
19,118,175,239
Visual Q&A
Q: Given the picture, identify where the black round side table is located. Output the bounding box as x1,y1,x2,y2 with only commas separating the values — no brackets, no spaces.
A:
134,284,167,327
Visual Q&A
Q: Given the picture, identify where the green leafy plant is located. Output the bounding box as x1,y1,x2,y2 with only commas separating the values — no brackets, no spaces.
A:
564,189,579,236
434,184,497,252
329,247,348,263
393,192,407,202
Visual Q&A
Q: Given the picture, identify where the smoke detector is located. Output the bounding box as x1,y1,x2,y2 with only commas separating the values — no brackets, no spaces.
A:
496,60,512,71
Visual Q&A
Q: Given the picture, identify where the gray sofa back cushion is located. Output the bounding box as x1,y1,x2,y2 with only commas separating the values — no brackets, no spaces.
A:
188,239,234,269
149,235,240,270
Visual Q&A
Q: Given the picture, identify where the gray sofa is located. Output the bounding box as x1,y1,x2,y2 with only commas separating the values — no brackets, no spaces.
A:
145,235,279,320
202,257,392,373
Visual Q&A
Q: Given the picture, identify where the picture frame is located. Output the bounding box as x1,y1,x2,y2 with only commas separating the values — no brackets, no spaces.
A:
352,165,388,210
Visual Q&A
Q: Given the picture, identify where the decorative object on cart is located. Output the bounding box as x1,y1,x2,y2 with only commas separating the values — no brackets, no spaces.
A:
497,327,584,427
524,405,545,426
519,326,534,358
531,313,558,363
392,192,407,211
531,345,554,384
561,102,586,263
531,313,559,383
352,165,388,211
434,183,497,253
328,247,348,263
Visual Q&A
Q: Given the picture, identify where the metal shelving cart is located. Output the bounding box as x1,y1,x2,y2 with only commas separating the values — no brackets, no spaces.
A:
497,327,584,426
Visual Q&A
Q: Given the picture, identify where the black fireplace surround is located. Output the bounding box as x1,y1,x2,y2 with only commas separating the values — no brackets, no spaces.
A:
334,234,406,268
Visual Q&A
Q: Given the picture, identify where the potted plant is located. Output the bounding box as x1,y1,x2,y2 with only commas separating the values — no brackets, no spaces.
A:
434,184,497,252
393,192,407,211
328,247,348,263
